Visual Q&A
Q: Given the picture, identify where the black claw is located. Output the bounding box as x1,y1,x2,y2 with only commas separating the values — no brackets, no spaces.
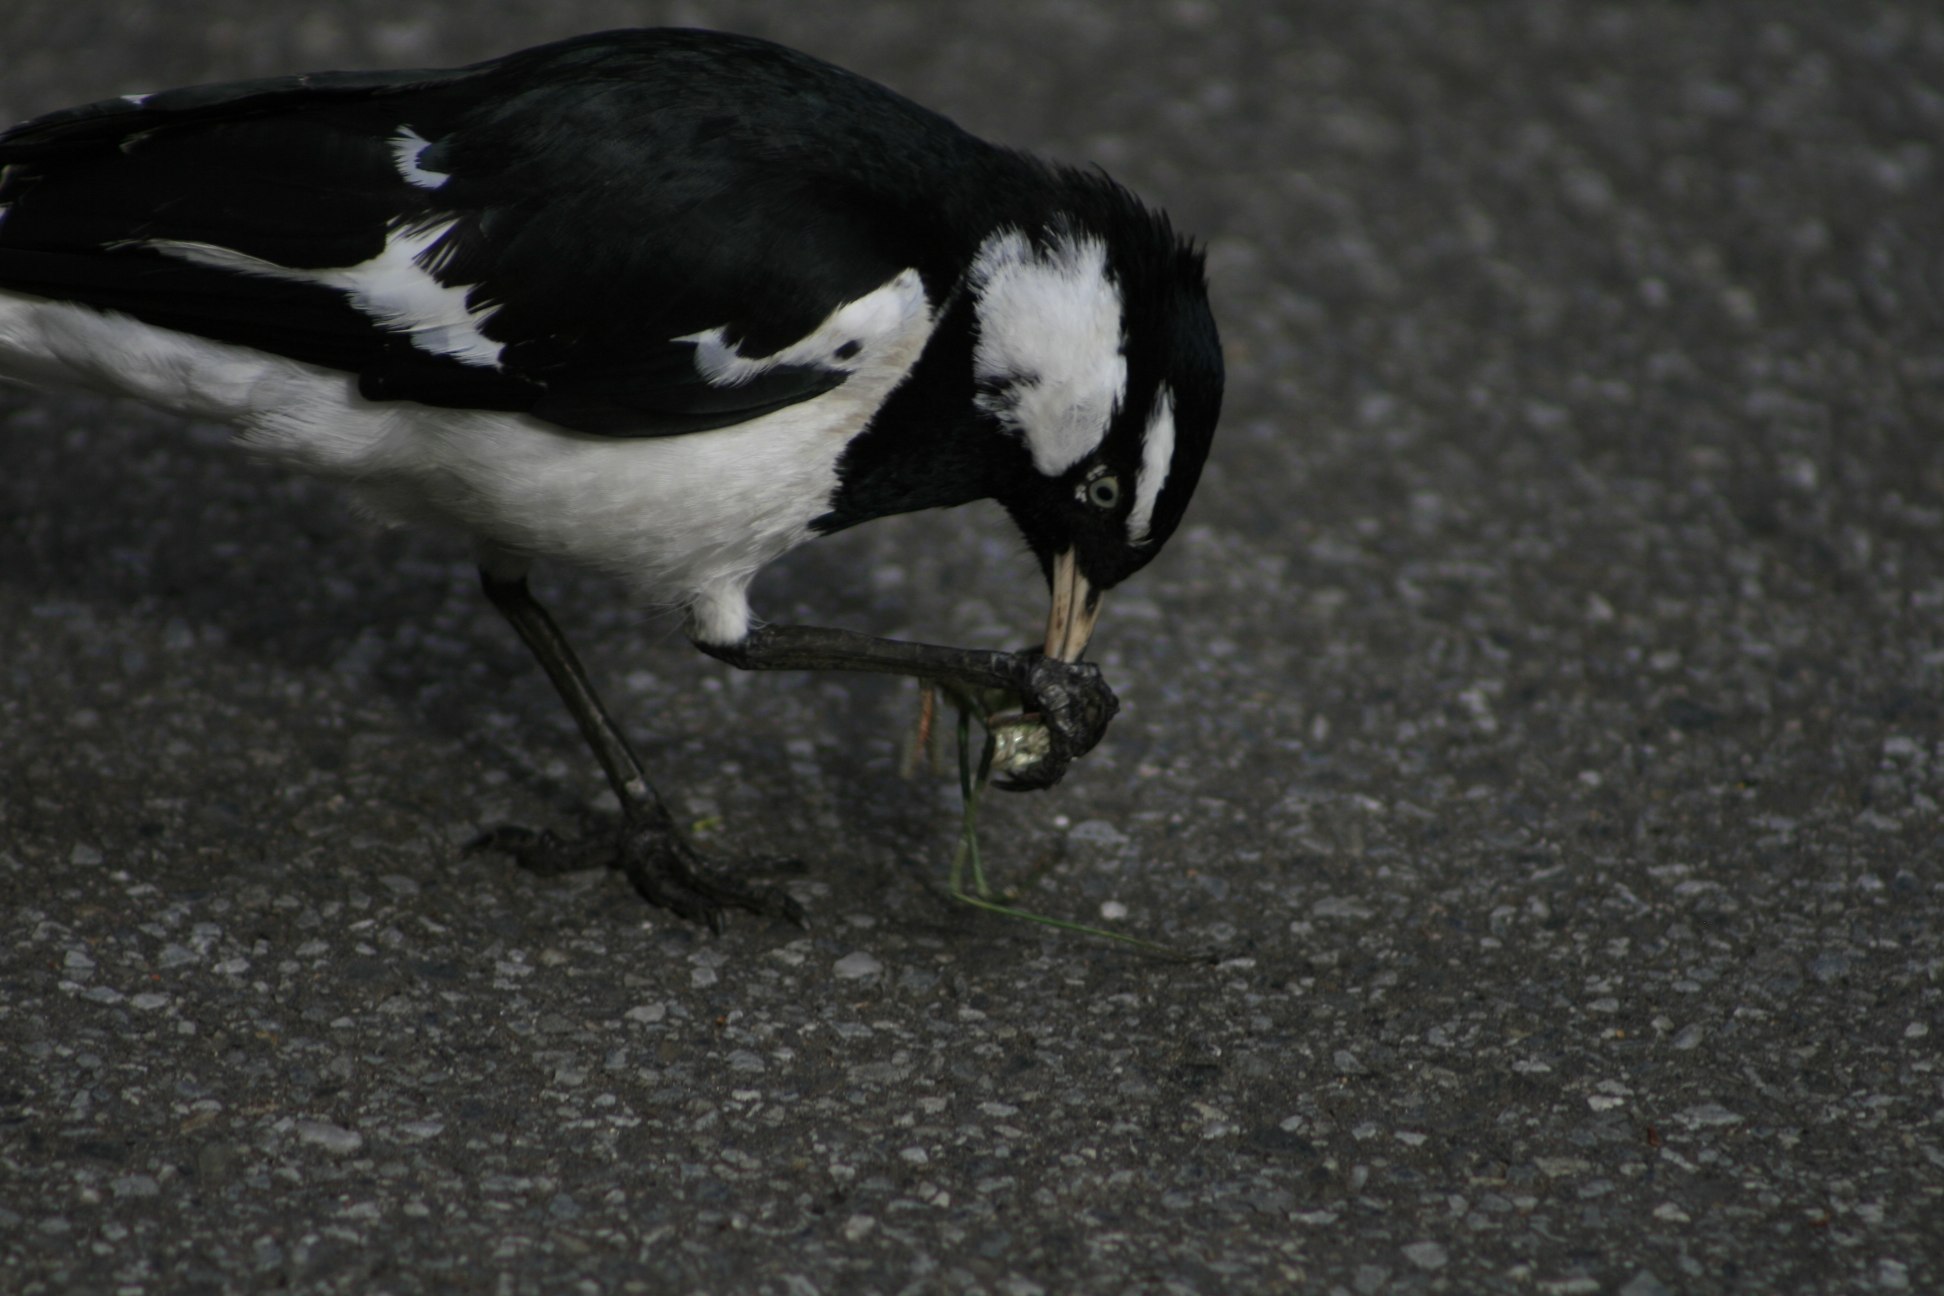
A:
470,817,805,929
468,824,622,876
617,822,807,929
989,654,1120,792
463,824,526,856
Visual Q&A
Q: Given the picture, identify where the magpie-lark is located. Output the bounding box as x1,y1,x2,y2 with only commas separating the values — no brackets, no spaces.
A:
0,29,1223,927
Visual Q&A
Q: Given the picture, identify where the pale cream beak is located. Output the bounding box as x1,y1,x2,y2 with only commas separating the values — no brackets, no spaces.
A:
1044,548,1104,663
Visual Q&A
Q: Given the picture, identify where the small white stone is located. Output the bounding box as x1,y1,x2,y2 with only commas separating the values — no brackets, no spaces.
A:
833,951,882,980
1402,1241,1448,1270
1673,1102,1742,1128
295,1120,363,1154
1536,1157,1593,1178
1068,819,1127,847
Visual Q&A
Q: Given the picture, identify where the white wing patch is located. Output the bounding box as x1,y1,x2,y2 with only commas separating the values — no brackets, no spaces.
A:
969,227,1126,477
1128,385,1175,546
676,268,928,387
388,127,450,190
138,221,503,367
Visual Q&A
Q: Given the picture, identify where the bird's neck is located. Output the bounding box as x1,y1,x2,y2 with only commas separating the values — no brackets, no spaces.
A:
811,299,1025,536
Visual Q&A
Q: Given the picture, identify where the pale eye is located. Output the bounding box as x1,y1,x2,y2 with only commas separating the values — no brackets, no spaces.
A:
1084,475,1122,509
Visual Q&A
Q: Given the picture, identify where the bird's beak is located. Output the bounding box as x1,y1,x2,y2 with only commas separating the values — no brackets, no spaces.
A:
1044,548,1104,663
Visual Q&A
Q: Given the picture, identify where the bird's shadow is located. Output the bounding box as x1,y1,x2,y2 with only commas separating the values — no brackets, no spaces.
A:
1,388,967,875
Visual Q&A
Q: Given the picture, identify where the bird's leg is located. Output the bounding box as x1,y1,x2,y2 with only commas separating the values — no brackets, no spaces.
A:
472,571,804,931
696,623,1119,790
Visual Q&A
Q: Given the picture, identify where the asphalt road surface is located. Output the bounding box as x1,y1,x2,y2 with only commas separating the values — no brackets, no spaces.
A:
3,2,1940,1293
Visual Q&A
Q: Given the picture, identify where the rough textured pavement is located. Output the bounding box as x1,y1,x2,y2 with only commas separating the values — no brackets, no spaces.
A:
3,2,1941,1293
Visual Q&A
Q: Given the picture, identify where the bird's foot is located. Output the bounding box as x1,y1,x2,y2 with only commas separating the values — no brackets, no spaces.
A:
994,653,1120,791
934,652,1119,791
469,818,807,933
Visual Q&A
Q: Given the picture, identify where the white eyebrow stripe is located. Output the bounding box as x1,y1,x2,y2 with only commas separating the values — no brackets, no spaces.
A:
389,126,451,189
969,227,1126,477
138,222,503,368
1127,386,1175,545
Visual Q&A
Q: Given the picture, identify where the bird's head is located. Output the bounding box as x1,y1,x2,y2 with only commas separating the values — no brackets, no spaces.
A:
969,202,1222,663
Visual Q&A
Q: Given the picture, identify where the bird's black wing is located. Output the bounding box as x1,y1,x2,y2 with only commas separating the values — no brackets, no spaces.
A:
0,30,966,436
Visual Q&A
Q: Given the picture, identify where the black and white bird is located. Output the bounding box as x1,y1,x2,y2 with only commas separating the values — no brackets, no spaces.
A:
0,29,1223,927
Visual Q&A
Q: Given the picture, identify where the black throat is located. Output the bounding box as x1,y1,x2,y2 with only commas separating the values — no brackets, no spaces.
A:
809,294,1024,536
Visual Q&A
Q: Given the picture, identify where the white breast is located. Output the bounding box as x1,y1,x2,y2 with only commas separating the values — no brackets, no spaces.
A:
0,276,937,644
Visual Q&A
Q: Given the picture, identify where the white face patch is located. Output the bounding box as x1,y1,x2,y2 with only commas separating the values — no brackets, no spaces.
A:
676,268,928,388
388,127,450,190
138,222,504,367
1127,385,1175,546
969,227,1126,478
